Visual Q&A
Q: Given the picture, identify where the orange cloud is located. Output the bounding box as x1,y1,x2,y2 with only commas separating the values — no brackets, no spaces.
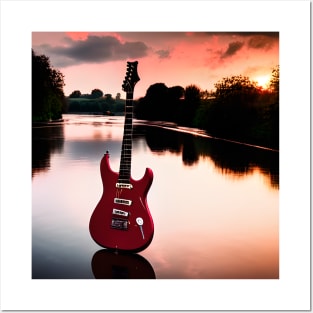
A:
66,32,89,41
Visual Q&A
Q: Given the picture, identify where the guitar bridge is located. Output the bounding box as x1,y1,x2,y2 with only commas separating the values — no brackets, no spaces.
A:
111,218,128,230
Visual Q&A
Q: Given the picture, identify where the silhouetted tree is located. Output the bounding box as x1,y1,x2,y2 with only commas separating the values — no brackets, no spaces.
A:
167,85,185,122
134,83,186,122
214,75,259,105
269,65,279,94
69,90,81,98
168,86,185,99
91,88,103,99
267,65,279,147
208,75,260,136
200,89,215,99
180,84,201,126
137,83,169,120
32,49,66,121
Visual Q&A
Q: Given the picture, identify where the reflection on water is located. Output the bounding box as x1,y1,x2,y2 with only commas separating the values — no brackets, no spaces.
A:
32,124,64,176
32,114,279,279
92,249,155,279
32,116,279,189
136,126,279,188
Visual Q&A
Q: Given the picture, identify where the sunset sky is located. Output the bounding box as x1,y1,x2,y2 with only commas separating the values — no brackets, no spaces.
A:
32,32,279,99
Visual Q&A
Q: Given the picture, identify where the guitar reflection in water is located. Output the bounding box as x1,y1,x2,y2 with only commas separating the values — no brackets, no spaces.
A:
92,249,155,279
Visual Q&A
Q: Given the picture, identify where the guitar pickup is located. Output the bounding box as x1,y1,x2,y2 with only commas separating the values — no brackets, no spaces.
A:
114,198,132,206
112,209,129,217
116,183,133,189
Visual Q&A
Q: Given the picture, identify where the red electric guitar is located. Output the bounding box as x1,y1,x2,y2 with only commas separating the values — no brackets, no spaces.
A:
89,61,154,252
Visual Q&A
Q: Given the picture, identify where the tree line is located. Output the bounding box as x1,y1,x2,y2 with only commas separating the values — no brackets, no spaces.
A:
196,71,279,149
134,67,279,149
67,89,125,114
32,49,278,149
67,94,125,115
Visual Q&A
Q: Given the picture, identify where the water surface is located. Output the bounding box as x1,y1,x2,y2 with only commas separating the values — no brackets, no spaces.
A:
32,114,279,279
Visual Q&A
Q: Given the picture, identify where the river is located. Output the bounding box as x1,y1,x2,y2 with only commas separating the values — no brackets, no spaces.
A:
32,114,279,279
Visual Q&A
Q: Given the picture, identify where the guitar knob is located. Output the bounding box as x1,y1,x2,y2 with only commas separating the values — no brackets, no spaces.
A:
136,217,145,239
136,217,143,226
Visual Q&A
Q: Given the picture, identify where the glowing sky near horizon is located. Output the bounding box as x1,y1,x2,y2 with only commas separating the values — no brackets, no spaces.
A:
32,32,279,99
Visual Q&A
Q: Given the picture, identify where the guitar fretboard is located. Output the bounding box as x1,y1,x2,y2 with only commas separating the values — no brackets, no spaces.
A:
118,92,133,183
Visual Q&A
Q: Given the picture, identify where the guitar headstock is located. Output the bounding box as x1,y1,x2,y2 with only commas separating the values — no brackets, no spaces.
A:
122,61,140,93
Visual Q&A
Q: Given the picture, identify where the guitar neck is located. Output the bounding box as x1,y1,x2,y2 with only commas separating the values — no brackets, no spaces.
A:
118,91,134,183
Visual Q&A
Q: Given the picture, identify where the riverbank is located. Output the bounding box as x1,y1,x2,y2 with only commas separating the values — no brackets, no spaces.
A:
32,118,64,126
137,120,279,152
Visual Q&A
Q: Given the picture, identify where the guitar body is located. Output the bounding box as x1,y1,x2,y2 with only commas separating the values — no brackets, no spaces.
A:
89,152,154,252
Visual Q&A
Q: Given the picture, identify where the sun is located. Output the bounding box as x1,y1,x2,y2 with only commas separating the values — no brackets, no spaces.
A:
255,74,271,89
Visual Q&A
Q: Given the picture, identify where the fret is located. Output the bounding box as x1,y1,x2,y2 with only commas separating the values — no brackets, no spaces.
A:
119,174,130,178
119,169,131,173
118,179,131,184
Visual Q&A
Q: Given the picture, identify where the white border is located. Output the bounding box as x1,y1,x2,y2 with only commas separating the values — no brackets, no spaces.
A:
0,0,311,311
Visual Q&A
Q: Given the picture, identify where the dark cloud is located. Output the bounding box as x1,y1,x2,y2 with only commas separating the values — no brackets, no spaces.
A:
206,32,279,38
236,32,279,38
221,41,244,59
39,35,149,67
155,49,171,59
120,32,189,43
247,35,277,50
